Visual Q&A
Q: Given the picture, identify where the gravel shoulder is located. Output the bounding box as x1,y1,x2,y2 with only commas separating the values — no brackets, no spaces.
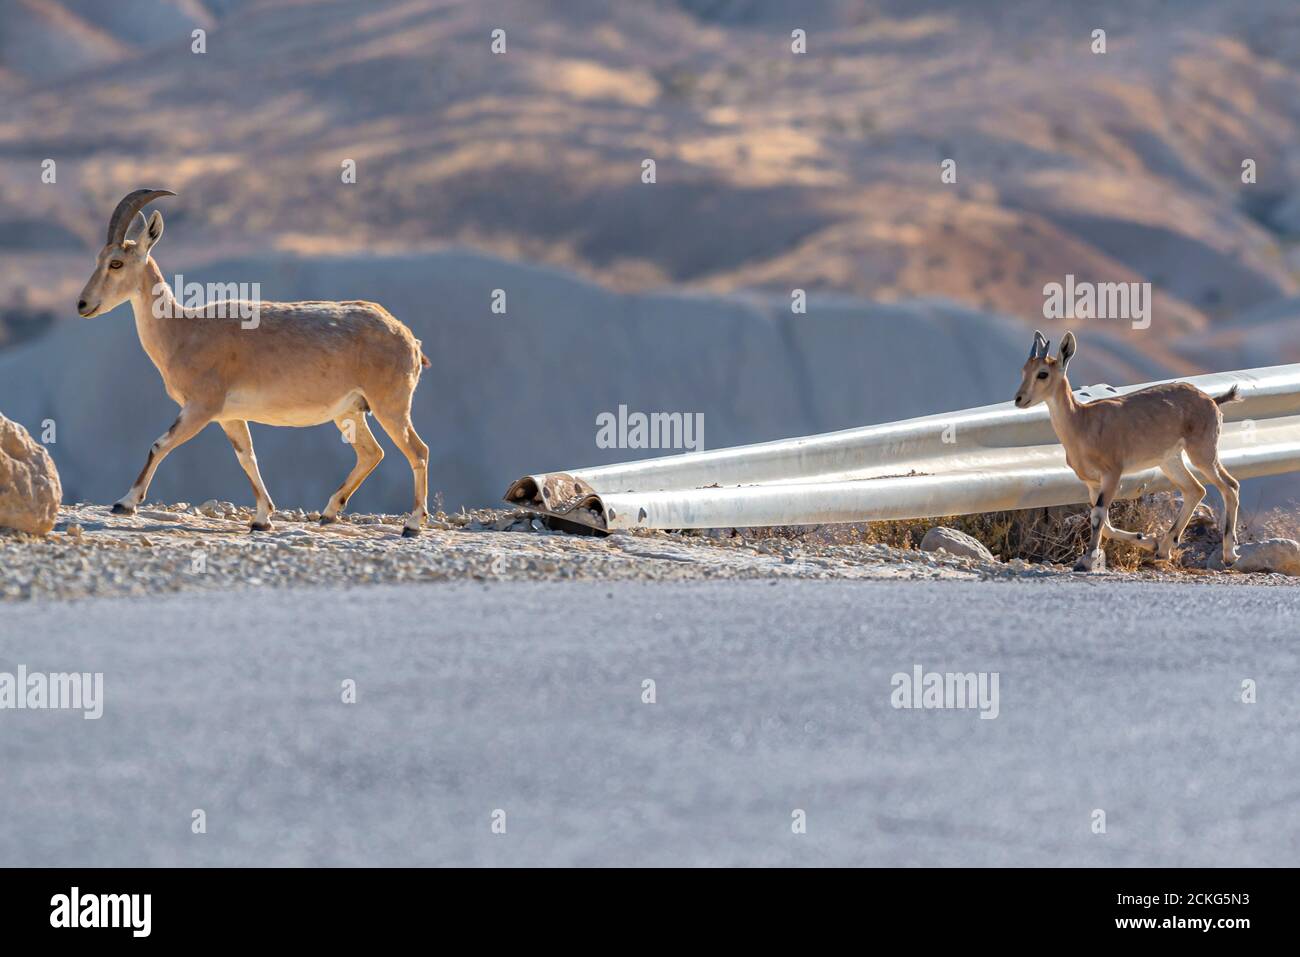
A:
1,502,1296,602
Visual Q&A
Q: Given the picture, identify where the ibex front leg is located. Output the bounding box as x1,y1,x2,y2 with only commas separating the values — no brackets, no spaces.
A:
112,403,215,515
221,420,276,531
1074,471,1121,572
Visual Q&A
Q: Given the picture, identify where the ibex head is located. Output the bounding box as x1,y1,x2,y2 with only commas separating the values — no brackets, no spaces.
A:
77,189,175,318
1014,329,1076,408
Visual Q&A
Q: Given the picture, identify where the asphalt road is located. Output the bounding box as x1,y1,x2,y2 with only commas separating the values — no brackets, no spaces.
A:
1,579,1296,866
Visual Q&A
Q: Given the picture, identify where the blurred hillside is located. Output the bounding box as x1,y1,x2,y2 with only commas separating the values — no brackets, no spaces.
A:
2,0,1300,509
4,1,1300,336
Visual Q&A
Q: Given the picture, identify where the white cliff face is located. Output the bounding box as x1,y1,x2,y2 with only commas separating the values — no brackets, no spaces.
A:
0,251,1168,515
0,413,61,535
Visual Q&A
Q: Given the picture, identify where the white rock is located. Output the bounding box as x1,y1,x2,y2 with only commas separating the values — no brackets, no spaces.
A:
0,413,61,535
1227,538,1300,576
920,526,996,563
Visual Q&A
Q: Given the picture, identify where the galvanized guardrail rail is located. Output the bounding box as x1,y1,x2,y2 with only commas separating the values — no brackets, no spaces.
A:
504,364,1300,532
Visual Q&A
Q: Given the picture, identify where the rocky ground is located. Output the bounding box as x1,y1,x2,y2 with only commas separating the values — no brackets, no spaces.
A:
2,502,1296,602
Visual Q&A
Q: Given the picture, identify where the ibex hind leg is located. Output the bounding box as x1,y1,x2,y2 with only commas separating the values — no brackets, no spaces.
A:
1185,441,1240,566
1156,452,1205,561
321,411,384,524
371,404,428,538
1214,462,1241,566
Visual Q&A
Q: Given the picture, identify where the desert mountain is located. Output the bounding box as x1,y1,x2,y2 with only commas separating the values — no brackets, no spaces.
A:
2,0,1298,337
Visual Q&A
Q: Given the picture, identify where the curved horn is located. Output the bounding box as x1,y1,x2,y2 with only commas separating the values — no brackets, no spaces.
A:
106,189,175,246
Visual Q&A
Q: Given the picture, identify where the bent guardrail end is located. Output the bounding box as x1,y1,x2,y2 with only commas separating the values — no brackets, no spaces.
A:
505,472,609,532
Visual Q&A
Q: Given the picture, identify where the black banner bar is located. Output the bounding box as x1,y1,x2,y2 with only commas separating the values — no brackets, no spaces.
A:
0,867,1282,943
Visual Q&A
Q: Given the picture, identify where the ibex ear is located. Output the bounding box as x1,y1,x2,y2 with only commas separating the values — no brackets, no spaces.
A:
1030,329,1049,359
1058,331,1077,370
124,212,149,245
137,210,164,253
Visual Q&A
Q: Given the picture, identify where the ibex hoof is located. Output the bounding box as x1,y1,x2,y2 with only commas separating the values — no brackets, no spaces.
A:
1072,551,1102,573
250,521,272,532
318,514,338,525
110,502,136,516
401,526,421,538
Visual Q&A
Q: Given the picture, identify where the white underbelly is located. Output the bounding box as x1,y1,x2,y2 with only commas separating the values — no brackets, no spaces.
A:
220,388,366,427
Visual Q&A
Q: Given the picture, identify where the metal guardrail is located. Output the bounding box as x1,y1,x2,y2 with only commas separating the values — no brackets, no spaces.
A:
504,364,1300,531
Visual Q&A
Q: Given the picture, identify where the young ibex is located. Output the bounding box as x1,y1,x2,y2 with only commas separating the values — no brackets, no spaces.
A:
77,189,431,536
1014,330,1241,571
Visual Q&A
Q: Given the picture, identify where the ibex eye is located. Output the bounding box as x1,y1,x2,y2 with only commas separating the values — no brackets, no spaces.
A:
109,261,124,270
1036,371,1049,380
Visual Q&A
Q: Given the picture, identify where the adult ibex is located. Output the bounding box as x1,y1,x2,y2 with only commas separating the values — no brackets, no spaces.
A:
1014,330,1241,571
77,189,431,536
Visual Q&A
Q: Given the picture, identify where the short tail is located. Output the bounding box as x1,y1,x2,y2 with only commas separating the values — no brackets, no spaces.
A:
1214,384,1241,406
420,351,431,368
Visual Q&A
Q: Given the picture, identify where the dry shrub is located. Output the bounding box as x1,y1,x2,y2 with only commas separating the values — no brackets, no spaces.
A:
692,493,1300,573
1242,504,1300,542
715,493,1249,571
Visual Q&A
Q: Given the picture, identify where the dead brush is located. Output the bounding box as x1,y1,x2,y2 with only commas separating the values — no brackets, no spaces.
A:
711,492,1207,571
1242,504,1300,542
